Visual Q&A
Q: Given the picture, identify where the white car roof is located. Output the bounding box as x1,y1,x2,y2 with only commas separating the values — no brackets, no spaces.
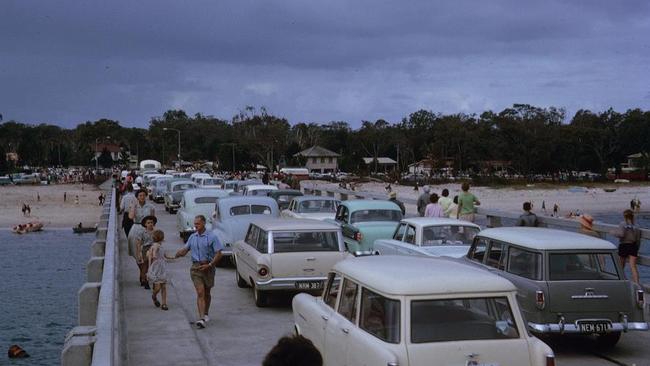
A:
400,217,481,229
182,188,229,200
245,184,278,191
335,256,516,296
478,227,616,251
252,218,340,231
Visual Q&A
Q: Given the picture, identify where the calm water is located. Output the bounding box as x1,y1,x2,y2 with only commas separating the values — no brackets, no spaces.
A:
0,230,91,366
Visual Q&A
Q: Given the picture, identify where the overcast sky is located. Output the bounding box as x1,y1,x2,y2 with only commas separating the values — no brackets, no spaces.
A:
1,0,649,128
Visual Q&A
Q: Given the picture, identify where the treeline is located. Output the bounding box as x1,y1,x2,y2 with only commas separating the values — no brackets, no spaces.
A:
1,104,649,175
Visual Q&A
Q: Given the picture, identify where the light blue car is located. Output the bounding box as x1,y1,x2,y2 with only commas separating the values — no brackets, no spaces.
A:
176,189,230,242
210,196,280,262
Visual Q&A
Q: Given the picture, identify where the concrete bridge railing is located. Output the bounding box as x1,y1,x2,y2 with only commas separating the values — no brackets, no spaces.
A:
62,187,121,366
302,184,650,289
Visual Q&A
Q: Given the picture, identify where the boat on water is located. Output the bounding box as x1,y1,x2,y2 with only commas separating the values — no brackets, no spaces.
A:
603,187,617,192
73,223,97,234
12,222,44,234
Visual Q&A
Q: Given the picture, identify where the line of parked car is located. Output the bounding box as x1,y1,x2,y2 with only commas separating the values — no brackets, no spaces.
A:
137,171,648,366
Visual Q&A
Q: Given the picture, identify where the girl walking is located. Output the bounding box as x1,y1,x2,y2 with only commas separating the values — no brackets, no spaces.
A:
614,209,642,284
148,230,169,310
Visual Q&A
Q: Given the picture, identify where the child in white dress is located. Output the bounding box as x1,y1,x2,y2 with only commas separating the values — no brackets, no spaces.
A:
147,230,169,310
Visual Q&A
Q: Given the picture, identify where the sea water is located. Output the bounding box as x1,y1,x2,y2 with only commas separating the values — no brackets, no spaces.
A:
0,230,91,366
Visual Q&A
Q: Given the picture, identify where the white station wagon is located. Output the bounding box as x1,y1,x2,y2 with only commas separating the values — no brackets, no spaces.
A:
234,219,349,307
281,195,340,221
374,217,481,258
293,255,555,366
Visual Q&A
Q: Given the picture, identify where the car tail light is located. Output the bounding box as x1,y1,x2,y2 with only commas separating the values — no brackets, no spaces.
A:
535,290,545,310
258,266,269,277
545,354,555,366
637,290,645,308
354,232,363,241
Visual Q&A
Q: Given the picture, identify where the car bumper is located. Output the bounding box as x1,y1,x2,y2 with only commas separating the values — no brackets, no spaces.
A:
528,320,649,334
255,276,327,291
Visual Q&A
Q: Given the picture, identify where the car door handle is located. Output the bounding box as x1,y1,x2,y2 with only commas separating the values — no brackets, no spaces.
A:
341,328,349,334
321,315,329,321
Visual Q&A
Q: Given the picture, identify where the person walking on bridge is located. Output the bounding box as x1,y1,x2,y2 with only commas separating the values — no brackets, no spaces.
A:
170,215,224,329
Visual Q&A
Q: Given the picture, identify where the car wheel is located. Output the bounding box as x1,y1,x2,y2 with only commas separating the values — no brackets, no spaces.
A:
595,332,621,348
253,284,268,307
236,269,248,288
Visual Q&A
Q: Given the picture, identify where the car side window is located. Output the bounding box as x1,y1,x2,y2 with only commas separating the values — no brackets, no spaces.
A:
404,225,416,244
323,272,340,309
337,278,359,323
468,237,488,262
393,223,407,240
507,246,542,280
257,230,268,253
245,225,259,246
486,241,506,270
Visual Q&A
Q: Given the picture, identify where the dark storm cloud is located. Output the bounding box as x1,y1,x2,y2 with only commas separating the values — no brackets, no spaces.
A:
1,0,649,127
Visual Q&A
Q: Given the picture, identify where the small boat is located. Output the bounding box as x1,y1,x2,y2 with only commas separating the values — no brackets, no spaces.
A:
603,188,617,193
12,222,44,234
73,226,97,234
614,179,630,184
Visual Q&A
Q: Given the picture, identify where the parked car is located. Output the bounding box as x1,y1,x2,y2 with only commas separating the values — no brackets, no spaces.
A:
190,172,212,183
197,177,224,189
328,200,402,254
232,180,262,194
281,195,340,221
242,184,278,196
267,189,303,210
0,175,13,185
210,196,280,262
176,189,230,242
222,180,237,193
374,217,480,258
163,179,197,213
234,218,349,307
150,175,173,202
463,227,648,347
293,255,555,366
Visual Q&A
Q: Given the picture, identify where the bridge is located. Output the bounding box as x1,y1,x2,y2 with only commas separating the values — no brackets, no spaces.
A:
61,182,650,366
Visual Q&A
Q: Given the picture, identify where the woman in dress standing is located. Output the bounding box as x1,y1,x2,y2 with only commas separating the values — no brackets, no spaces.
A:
128,189,155,283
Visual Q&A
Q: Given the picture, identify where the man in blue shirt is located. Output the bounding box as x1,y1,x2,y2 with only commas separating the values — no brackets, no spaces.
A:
171,215,223,328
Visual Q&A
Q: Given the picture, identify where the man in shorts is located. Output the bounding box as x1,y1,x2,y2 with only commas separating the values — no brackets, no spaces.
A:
171,215,223,328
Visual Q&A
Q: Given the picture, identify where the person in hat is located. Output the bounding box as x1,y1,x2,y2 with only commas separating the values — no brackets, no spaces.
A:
127,189,155,280
416,186,430,217
135,215,158,289
388,191,405,215
578,214,599,238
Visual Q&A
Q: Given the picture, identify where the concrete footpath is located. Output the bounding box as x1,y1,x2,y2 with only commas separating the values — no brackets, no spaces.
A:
120,205,293,366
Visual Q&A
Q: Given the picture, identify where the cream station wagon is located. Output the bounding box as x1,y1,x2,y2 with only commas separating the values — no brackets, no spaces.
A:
234,219,349,307
293,255,555,366
464,227,648,347
374,217,480,258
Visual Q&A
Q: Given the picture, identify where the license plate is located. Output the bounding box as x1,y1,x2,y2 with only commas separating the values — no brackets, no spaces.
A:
295,281,323,290
577,321,612,333
466,361,499,366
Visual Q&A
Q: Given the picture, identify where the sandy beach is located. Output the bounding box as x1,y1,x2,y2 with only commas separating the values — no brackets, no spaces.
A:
309,181,650,219
0,183,107,229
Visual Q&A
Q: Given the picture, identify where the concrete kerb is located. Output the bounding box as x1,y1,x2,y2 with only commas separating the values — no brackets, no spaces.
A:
96,228,108,240
78,282,101,326
87,257,105,283
61,326,96,366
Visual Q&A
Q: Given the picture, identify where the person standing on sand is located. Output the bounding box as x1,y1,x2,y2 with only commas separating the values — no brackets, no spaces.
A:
75,195,79,205
456,182,480,223
37,192,40,202
64,192,67,202
517,202,539,227
438,189,453,217
614,209,641,284
416,186,430,217
553,203,559,217
170,215,223,329
541,200,546,214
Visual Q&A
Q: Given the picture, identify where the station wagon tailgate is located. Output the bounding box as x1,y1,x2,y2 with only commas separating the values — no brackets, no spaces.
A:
270,251,348,279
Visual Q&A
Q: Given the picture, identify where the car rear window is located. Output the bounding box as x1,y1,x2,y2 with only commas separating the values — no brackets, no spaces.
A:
411,297,519,343
360,288,400,344
194,197,219,204
549,253,620,281
298,200,338,213
249,189,273,196
272,231,340,252
507,247,542,280
350,209,402,224
422,225,479,246
173,183,194,191
230,205,273,216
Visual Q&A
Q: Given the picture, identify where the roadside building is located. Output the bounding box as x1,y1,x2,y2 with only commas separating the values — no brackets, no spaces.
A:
363,157,397,173
293,146,339,173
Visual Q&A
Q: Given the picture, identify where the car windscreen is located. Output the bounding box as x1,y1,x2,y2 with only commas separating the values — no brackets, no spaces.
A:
411,297,519,343
350,209,402,224
272,231,340,252
421,225,479,246
173,183,194,191
229,205,273,216
224,182,236,189
202,179,222,185
249,189,274,196
298,200,338,213
194,196,219,204
549,253,620,281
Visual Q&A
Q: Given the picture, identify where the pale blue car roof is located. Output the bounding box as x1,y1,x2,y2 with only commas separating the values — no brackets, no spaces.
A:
340,199,401,211
217,196,279,212
292,195,339,203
